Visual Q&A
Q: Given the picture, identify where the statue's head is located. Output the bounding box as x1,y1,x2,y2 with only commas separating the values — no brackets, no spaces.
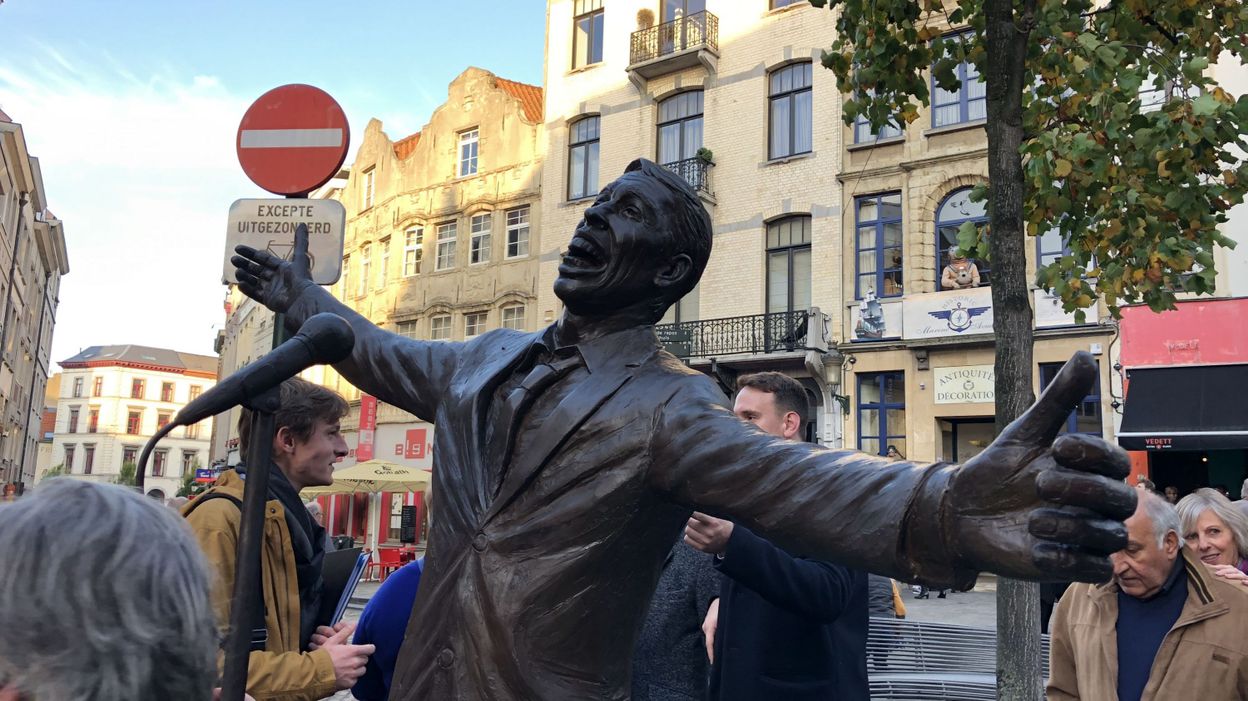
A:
554,159,712,322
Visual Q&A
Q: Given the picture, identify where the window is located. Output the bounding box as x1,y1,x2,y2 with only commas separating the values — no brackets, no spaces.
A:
153,449,167,478
404,226,424,276
122,446,137,466
131,379,145,399
1036,224,1067,268
359,244,371,296
430,315,452,341
858,372,906,457
769,62,813,159
1040,362,1102,436
161,382,174,402
660,284,700,325
397,320,419,339
341,255,350,298
573,0,604,69
505,206,530,258
72,377,83,398
501,305,526,330
83,444,95,475
657,91,704,166
932,33,985,127
855,193,904,298
63,444,75,471
182,450,197,472
936,188,991,286
88,409,98,433
465,312,487,339
127,411,142,435
458,129,479,177
853,91,903,143
470,213,492,265
185,422,200,440
92,377,103,397
66,407,80,433
379,236,390,286
766,216,812,314
362,167,375,210
189,385,202,402
568,116,600,200
435,222,457,271
157,412,171,431
771,0,803,7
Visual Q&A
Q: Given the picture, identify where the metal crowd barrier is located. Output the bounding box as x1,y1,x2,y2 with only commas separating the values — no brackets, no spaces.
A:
867,617,1051,700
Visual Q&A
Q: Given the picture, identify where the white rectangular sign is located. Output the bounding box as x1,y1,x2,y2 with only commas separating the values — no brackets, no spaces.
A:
1034,289,1097,328
934,364,996,404
902,286,994,340
223,198,345,285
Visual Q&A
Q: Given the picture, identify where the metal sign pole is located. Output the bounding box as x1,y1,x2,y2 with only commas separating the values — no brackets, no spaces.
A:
218,384,280,699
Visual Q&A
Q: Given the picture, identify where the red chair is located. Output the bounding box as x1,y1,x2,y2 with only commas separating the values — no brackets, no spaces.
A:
365,547,403,582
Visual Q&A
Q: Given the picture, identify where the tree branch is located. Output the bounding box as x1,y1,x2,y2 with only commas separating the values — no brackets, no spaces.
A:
1140,12,1180,46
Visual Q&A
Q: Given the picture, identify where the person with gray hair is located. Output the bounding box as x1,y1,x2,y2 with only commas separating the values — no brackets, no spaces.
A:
1176,487,1248,585
1047,490,1248,700
0,479,218,701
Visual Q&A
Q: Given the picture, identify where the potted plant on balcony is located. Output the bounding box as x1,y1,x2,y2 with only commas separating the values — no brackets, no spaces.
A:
637,8,654,30
695,147,714,165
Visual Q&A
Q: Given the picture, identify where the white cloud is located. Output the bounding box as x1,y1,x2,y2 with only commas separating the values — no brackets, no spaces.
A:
0,46,261,364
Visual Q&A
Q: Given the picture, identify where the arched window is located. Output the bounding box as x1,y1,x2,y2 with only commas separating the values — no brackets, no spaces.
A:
935,188,990,287
568,116,600,201
766,215,812,314
768,62,813,159
657,90,705,191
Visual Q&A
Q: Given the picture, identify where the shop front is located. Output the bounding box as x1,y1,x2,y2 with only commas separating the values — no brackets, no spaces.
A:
1118,299,1248,495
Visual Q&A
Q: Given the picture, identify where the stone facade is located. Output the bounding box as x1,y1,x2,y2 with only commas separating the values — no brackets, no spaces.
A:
50,346,216,499
0,111,70,492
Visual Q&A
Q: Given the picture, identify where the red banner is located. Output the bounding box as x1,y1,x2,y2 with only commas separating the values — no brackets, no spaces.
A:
405,429,427,460
357,394,377,461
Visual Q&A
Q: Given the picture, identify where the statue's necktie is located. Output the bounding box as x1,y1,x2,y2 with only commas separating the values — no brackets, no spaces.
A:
494,352,582,493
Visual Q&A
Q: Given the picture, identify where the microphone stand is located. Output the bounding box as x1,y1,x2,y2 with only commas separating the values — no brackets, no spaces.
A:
218,383,281,700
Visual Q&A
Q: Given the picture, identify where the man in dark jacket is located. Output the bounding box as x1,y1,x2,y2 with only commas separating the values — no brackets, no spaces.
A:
686,372,869,700
632,542,719,700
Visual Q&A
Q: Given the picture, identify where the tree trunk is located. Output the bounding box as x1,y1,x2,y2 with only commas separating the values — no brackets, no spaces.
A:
983,1,1041,699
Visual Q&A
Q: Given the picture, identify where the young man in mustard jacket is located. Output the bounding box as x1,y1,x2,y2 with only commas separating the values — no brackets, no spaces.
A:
185,378,373,701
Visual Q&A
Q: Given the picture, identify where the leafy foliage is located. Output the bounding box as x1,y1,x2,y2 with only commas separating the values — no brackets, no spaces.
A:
809,0,1248,316
177,459,207,498
115,461,137,487
41,463,65,481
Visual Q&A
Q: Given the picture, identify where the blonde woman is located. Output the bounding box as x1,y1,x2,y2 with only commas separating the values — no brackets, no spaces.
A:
1176,487,1248,585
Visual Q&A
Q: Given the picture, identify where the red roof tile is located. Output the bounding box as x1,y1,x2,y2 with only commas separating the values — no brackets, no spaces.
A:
393,131,421,160
495,77,544,123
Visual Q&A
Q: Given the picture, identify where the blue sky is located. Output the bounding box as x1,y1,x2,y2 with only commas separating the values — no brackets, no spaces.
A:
0,0,546,367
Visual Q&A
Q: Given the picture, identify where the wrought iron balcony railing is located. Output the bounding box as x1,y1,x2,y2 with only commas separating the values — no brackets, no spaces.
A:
661,157,713,197
630,11,719,66
656,309,814,360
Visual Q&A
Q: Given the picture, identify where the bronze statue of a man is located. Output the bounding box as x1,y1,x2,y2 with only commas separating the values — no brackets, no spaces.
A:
233,159,1135,701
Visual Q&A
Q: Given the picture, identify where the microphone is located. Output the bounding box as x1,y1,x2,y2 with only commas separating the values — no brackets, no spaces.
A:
173,313,355,427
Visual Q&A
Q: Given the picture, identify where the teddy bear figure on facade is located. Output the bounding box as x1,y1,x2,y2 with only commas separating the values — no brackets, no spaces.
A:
941,251,981,290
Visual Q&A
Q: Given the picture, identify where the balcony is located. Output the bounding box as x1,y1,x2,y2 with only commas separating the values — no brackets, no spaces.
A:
628,11,719,84
656,309,828,361
661,157,713,198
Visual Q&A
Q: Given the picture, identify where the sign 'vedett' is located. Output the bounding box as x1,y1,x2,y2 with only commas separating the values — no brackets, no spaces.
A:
236,84,349,196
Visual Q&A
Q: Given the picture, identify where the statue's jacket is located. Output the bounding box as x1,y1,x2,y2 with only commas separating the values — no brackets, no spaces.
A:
287,291,969,701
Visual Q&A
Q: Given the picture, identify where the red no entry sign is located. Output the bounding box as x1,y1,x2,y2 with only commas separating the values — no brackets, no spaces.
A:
236,84,350,196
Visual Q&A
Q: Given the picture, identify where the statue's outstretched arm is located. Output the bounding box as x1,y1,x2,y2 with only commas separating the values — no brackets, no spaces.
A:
232,225,459,420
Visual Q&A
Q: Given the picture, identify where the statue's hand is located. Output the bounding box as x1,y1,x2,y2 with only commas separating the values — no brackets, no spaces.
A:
948,352,1136,583
230,223,315,313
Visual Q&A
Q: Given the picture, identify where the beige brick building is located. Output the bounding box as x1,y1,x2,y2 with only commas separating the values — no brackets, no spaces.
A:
0,109,70,493
837,18,1116,462
540,0,844,443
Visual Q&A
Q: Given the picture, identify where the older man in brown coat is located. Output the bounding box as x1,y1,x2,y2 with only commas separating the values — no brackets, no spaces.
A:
1047,490,1248,700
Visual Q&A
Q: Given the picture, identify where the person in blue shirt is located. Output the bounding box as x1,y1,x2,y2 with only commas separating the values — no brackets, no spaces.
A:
351,557,424,701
